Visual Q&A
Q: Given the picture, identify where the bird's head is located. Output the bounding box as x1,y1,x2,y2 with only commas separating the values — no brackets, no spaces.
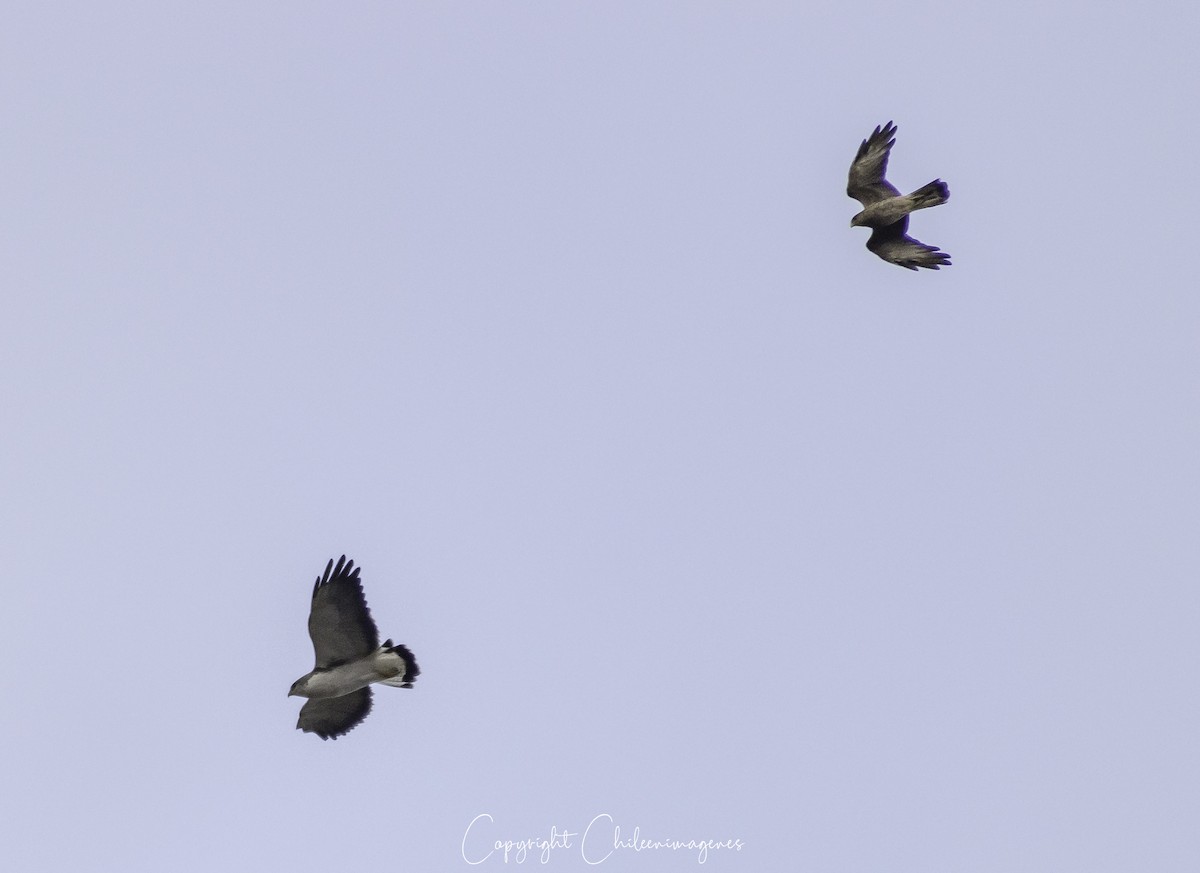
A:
850,211,866,228
288,677,308,698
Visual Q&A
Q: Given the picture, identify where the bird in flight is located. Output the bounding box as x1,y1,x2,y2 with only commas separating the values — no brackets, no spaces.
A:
289,556,420,740
847,121,951,270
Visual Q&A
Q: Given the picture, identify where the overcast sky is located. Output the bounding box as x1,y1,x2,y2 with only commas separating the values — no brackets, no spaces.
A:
4,3,1199,871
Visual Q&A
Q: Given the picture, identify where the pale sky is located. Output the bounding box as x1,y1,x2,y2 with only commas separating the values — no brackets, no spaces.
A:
4,3,1199,871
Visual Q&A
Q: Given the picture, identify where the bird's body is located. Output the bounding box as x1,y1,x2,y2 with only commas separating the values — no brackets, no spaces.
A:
851,180,948,229
289,556,419,740
847,122,951,270
291,644,414,699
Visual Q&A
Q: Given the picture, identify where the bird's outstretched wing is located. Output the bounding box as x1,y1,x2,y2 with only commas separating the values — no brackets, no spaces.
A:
308,556,380,668
297,688,373,740
867,220,951,270
848,121,901,206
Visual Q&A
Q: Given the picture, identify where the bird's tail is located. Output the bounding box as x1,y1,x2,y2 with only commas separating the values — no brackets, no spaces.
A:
377,639,420,688
909,179,949,210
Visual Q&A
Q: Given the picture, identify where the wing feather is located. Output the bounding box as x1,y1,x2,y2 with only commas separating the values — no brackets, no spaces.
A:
296,688,373,740
866,220,951,270
848,121,901,206
308,556,380,668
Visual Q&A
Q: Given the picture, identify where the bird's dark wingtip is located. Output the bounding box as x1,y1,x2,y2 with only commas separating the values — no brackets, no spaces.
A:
314,555,361,592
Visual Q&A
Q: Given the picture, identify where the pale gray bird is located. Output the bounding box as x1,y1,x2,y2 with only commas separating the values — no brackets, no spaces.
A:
848,121,951,270
289,556,419,740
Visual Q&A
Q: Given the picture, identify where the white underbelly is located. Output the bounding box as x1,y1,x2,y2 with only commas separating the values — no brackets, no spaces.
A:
303,659,383,698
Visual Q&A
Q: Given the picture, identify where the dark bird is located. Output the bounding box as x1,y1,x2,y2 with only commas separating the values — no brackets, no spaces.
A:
289,556,419,740
848,121,951,270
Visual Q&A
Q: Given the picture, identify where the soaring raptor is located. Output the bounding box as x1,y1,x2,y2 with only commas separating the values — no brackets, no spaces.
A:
848,121,951,270
289,556,419,740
